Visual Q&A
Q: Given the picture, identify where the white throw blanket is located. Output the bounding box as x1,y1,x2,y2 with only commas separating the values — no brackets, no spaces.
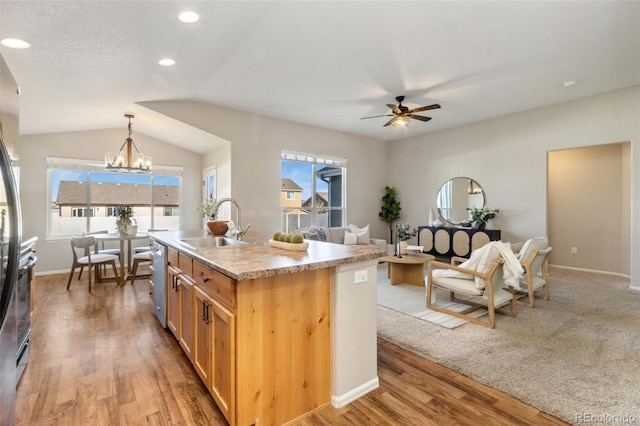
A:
431,241,524,288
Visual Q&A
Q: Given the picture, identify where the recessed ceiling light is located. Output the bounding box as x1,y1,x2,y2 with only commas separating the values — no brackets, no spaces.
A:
563,80,577,88
158,58,176,66
178,11,200,23
1,38,30,49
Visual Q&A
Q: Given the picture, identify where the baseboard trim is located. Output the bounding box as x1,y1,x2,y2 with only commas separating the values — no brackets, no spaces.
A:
35,269,70,276
331,377,379,408
550,264,630,279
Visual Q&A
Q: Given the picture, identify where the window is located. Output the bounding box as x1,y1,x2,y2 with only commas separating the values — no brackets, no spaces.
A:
280,151,346,232
47,157,183,238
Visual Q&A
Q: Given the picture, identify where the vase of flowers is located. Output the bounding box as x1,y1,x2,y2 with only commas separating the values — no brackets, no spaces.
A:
114,205,133,234
196,198,228,235
467,207,500,230
396,224,417,257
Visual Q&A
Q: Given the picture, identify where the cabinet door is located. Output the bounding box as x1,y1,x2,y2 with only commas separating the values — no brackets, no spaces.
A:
210,299,235,426
179,275,194,362
167,266,180,338
193,286,213,389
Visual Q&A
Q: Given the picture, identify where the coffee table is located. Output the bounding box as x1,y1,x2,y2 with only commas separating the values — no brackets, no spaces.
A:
380,253,435,286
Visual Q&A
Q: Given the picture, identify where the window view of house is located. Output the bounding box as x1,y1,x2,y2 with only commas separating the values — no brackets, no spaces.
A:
49,168,181,237
280,152,346,232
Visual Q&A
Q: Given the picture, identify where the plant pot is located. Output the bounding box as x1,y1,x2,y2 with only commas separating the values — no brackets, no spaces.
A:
400,240,409,255
472,220,486,230
207,220,229,235
116,219,131,234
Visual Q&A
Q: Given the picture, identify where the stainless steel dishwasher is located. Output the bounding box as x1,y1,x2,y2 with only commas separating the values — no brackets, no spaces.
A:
151,241,167,327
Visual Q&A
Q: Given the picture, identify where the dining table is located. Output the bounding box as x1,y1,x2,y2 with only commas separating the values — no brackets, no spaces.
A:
94,232,150,286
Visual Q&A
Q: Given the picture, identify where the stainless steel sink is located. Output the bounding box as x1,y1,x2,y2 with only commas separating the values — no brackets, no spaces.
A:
176,236,248,249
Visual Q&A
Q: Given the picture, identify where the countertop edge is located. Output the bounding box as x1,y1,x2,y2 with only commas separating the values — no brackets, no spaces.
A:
150,230,387,281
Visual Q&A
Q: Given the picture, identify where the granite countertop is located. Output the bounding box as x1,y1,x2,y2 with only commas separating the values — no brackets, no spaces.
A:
149,230,387,281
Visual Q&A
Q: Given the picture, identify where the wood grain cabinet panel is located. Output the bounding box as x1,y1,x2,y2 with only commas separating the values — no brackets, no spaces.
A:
178,274,195,362
166,265,180,338
418,226,501,258
168,251,330,426
193,285,236,425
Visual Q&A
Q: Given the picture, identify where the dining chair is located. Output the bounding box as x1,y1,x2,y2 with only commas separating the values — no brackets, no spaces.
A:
82,230,120,256
132,228,168,254
128,250,153,284
67,236,119,293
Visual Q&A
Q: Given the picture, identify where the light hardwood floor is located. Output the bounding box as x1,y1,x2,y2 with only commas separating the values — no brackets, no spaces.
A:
17,273,569,425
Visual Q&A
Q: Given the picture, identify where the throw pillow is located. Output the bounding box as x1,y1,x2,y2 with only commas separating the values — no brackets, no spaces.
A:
473,245,501,290
344,230,358,245
518,236,548,263
348,224,370,244
349,224,369,233
344,229,370,245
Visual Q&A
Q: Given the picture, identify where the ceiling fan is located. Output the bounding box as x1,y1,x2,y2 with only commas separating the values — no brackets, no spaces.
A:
361,96,441,127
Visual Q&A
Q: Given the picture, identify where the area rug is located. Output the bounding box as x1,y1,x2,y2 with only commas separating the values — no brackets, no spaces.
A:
376,267,640,425
376,265,487,328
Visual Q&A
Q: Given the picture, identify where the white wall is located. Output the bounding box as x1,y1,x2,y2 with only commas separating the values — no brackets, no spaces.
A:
17,128,203,273
387,86,640,284
19,86,639,283
139,100,389,239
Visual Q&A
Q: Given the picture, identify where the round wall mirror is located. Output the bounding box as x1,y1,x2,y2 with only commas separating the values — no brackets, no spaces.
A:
436,177,485,225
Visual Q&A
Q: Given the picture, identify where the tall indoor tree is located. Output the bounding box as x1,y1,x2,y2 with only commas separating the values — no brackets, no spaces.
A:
379,186,401,245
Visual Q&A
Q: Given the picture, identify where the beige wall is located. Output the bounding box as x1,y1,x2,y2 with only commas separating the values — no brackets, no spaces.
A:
139,100,389,239
17,128,203,273
18,86,640,285
548,143,630,274
387,86,639,284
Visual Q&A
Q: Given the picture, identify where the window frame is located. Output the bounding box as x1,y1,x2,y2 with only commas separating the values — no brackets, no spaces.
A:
280,151,347,232
46,156,183,240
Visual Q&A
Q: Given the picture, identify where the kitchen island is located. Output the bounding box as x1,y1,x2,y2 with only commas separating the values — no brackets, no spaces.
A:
149,230,385,426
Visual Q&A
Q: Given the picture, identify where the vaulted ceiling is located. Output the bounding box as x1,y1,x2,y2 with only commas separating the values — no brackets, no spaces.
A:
1,1,639,153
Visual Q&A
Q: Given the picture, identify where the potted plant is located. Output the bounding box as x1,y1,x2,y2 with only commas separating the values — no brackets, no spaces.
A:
114,205,133,234
396,223,417,256
467,207,500,230
195,198,217,220
379,186,401,246
196,198,228,235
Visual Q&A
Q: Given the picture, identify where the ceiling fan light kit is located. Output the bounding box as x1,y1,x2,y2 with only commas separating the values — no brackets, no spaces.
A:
361,95,441,128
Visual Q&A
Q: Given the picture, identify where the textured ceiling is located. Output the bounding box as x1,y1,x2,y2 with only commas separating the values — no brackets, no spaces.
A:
1,1,639,153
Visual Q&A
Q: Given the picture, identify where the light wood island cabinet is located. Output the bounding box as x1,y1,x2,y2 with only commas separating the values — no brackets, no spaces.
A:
151,231,384,426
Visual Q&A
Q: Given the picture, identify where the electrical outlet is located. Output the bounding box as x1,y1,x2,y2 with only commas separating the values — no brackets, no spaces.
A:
354,270,368,284
571,247,577,255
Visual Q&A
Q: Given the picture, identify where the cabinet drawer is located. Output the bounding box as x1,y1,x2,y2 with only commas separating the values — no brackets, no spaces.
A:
178,252,193,277
193,260,236,310
167,247,178,267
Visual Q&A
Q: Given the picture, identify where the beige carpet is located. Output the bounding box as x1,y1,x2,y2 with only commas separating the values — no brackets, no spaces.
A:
376,264,487,328
377,266,640,425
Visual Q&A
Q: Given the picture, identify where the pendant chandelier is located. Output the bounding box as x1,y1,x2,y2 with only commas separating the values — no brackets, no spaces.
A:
105,113,152,172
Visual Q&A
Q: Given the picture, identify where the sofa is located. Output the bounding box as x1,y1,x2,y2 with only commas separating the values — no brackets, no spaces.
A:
295,224,387,252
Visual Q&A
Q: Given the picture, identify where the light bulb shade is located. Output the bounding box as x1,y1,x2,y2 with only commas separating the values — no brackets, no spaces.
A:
391,116,410,127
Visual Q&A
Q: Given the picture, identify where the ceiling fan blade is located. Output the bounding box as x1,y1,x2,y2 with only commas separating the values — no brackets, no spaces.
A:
386,104,401,114
406,104,441,114
361,114,393,120
383,117,396,127
407,114,432,122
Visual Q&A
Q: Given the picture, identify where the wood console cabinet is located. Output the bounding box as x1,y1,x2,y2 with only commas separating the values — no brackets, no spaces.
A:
418,226,501,258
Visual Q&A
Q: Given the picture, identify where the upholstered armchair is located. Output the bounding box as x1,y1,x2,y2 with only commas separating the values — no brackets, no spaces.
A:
511,241,552,307
425,242,519,329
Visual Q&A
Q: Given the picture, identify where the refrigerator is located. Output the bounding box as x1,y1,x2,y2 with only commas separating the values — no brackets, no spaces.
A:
0,53,22,426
